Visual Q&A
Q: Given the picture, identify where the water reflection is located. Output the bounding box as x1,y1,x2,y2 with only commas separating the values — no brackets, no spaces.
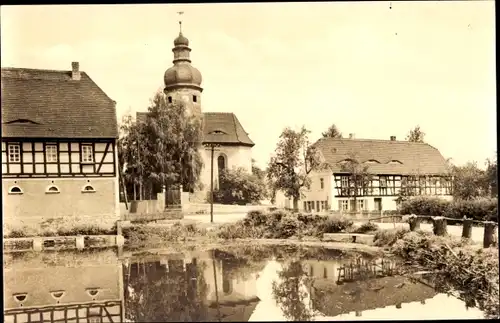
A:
3,249,125,323
3,246,487,322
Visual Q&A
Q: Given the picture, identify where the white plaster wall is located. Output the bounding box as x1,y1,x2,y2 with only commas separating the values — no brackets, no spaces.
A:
300,171,333,210
198,145,252,191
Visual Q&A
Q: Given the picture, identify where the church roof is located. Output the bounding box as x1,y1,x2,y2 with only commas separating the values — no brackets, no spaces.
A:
314,137,449,175
1,65,118,139
136,111,255,147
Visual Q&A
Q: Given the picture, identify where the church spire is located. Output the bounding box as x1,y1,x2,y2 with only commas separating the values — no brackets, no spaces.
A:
177,11,184,35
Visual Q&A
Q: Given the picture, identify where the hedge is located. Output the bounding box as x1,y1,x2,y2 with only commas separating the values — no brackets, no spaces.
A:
400,196,498,222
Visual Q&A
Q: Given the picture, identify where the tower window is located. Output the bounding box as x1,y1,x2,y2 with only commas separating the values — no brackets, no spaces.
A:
193,95,197,102
168,96,173,104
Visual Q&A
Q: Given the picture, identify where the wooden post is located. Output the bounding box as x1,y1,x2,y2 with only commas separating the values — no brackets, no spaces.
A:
483,221,497,248
462,218,473,239
432,216,447,236
408,214,421,231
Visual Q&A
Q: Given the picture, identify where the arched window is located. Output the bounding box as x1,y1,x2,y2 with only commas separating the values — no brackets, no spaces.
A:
45,185,60,194
86,288,100,300
13,293,27,304
217,155,226,188
8,185,23,194
50,291,66,302
82,184,96,193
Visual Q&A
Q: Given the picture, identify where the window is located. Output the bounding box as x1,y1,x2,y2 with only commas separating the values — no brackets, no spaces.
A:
168,96,172,103
45,185,60,194
379,176,387,187
193,95,197,102
8,144,20,163
320,178,324,189
341,200,349,211
341,176,349,187
357,199,365,211
82,184,96,193
46,145,57,162
13,293,27,303
50,291,65,300
82,145,93,163
303,201,307,211
8,186,23,194
316,201,320,211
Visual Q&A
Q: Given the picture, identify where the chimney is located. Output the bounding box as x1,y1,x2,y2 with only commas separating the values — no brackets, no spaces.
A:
390,136,396,141
349,133,355,139
71,62,80,81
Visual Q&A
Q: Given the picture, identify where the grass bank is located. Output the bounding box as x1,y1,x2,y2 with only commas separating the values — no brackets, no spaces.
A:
373,228,499,319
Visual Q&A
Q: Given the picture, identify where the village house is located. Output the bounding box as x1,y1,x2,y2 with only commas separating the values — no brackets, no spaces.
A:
1,62,120,233
135,25,254,200
278,134,453,212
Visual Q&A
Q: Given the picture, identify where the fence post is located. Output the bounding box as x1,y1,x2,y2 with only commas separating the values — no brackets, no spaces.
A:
408,214,421,232
483,221,497,248
432,216,447,236
462,218,473,239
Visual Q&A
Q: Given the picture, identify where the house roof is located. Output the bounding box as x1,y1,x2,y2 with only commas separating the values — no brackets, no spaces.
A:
136,111,255,147
311,275,437,317
313,138,449,175
1,67,118,139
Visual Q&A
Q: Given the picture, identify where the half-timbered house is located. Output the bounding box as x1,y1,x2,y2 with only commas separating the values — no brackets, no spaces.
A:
301,135,453,213
1,62,120,232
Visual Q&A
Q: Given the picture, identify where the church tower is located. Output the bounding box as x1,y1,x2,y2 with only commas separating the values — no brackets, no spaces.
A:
163,19,203,117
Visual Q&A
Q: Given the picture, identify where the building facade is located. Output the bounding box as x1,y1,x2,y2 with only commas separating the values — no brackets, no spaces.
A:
1,63,120,233
300,135,453,213
136,27,254,199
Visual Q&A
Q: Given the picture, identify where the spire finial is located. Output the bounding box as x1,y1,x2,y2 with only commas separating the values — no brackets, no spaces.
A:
177,11,184,34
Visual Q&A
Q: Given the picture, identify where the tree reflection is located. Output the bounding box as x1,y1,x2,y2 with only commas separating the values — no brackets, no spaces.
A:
271,261,314,321
125,259,209,322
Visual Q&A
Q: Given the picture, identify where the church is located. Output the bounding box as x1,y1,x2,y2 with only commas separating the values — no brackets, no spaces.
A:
137,23,254,201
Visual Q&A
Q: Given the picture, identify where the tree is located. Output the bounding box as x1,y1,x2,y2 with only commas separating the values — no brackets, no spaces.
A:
406,125,426,142
214,167,267,205
321,124,343,138
485,157,498,197
267,126,322,211
340,152,373,212
451,161,489,200
119,91,204,199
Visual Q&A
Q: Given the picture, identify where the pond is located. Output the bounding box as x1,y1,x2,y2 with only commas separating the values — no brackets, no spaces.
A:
3,245,486,322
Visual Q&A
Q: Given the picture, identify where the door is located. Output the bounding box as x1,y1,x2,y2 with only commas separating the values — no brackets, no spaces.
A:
374,198,382,212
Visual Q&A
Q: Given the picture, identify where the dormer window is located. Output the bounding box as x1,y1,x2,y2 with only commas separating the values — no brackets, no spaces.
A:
365,159,380,164
210,130,227,135
388,160,403,164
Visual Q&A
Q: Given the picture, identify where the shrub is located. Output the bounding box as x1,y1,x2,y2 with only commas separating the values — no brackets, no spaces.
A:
243,210,268,227
265,210,290,228
217,222,264,239
353,222,379,234
373,228,410,247
213,167,267,205
318,216,353,234
400,196,449,217
274,214,302,239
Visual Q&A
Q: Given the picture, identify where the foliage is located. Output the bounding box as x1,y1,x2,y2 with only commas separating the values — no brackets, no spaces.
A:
373,228,411,247
451,161,491,200
213,167,267,205
388,231,499,319
4,223,116,238
267,126,323,210
400,196,498,222
405,125,426,142
272,261,314,321
485,157,498,197
123,222,210,247
352,222,379,234
317,216,354,234
217,210,353,240
321,123,343,138
339,152,373,211
119,91,204,198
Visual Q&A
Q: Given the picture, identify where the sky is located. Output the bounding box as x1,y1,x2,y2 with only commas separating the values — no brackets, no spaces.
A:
1,2,496,169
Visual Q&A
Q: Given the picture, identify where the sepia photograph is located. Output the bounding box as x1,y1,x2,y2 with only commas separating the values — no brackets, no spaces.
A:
1,1,498,322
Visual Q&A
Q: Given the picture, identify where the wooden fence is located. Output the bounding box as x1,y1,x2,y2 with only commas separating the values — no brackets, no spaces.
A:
364,214,498,249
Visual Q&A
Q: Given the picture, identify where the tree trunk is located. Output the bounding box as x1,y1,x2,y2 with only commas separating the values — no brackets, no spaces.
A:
292,197,299,212
483,221,497,248
408,215,421,231
432,217,447,236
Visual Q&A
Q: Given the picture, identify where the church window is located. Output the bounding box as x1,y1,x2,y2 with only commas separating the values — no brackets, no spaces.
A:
193,95,197,102
168,96,172,104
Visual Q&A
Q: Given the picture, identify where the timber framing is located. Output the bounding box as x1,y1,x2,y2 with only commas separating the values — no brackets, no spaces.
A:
2,138,116,178
333,173,453,198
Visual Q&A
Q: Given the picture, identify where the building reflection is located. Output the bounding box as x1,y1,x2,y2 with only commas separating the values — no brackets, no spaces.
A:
3,249,125,323
302,257,438,318
123,249,265,322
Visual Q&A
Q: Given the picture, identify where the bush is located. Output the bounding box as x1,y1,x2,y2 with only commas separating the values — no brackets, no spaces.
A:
373,228,410,247
353,222,379,234
400,196,498,223
318,216,353,234
274,214,302,239
243,210,267,226
213,167,267,205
